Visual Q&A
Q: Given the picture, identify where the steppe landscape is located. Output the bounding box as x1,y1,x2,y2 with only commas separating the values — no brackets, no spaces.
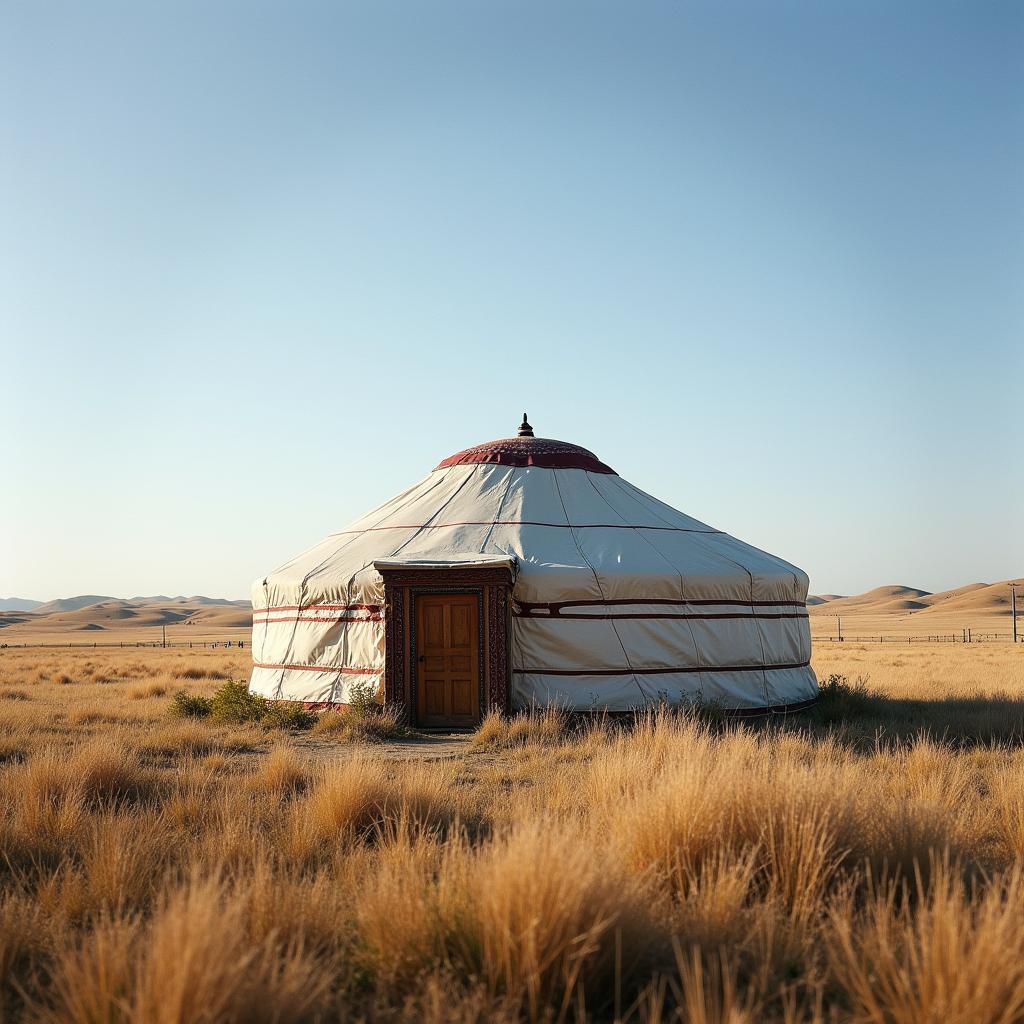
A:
0,592,1022,1022
807,580,1022,642
0,595,252,647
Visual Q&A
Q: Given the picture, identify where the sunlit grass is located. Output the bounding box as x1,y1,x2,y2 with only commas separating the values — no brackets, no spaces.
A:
0,644,1022,1021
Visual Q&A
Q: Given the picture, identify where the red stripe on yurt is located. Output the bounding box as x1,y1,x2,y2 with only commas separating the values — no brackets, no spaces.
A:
516,598,806,612
254,615,382,624
514,611,807,621
252,661,380,674
512,660,811,676
254,603,381,614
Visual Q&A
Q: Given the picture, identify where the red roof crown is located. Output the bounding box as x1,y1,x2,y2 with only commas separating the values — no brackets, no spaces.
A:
436,435,616,474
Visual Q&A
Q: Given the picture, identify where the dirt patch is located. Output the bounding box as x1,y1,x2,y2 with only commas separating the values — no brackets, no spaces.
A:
293,732,475,762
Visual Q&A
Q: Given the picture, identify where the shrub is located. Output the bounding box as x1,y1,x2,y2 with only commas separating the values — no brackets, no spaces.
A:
815,673,881,722
209,681,268,725
172,681,316,731
261,702,317,732
347,680,379,718
170,692,212,719
309,681,408,742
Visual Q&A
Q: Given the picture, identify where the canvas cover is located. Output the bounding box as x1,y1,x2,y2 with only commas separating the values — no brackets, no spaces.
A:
249,431,817,712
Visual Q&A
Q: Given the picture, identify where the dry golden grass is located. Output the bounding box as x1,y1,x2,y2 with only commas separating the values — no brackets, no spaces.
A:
0,644,1022,1021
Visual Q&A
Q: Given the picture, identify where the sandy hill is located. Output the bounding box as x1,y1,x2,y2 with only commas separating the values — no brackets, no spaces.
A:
809,580,1022,617
917,583,990,608
808,586,932,614
874,598,930,612
32,595,119,615
42,602,188,629
914,579,1023,617
30,595,248,616
0,613,33,628
0,595,252,640
193,606,253,628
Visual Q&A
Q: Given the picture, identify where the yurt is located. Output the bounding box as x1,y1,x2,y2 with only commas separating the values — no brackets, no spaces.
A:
250,417,818,726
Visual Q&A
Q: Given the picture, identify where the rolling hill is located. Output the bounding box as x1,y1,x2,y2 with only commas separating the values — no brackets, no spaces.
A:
812,586,933,613
30,595,119,615
807,578,1022,636
0,595,252,643
914,581,1020,616
0,598,44,612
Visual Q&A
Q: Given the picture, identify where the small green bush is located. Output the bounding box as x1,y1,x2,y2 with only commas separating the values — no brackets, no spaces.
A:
262,701,318,731
169,681,316,731
346,680,380,717
170,691,212,719
346,680,409,740
815,673,880,722
209,680,268,725
310,681,409,742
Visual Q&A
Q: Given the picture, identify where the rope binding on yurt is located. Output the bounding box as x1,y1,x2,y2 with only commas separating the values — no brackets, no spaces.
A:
517,413,534,437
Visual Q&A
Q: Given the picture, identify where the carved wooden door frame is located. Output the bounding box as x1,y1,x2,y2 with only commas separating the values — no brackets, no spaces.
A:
378,564,513,729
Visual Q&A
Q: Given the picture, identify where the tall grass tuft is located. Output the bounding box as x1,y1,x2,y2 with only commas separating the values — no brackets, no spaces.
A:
40,878,331,1024
828,859,1024,1024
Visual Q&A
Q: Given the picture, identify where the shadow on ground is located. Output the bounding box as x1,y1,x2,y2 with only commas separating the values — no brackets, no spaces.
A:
769,674,1024,749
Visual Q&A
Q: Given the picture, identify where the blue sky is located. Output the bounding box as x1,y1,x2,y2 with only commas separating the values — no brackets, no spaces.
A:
4,0,1022,600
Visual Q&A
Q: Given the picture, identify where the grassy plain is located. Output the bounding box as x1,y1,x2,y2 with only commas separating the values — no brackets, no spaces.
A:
0,643,1022,1022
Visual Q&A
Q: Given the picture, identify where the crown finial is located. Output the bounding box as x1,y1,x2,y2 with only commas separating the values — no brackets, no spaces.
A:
517,413,534,438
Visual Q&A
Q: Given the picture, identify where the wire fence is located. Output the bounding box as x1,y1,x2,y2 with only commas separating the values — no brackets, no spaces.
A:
0,640,250,650
812,633,1019,644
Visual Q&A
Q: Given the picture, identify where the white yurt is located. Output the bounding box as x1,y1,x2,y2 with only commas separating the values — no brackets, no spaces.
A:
250,417,817,727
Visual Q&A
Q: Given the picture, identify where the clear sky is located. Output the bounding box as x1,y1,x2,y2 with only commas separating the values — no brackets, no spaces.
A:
3,0,1022,601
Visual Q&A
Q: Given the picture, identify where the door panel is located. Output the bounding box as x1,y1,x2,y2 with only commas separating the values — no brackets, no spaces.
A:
424,605,445,645
451,677,473,716
450,605,473,646
416,594,480,728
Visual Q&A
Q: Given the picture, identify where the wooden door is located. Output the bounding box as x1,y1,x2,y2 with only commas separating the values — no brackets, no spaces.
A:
416,594,480,728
